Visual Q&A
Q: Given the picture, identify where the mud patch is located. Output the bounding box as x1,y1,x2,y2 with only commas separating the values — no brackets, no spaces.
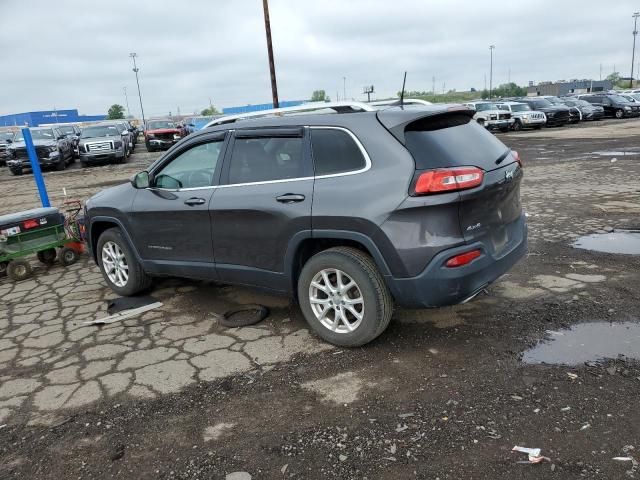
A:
573,230,640,255
522,321,640,365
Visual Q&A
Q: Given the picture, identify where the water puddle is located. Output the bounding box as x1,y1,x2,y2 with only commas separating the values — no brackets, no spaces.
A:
591,151,638,156
522,321,640,365
573,230,640,255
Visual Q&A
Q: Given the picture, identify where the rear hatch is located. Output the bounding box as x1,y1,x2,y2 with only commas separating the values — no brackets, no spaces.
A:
380,109,524,257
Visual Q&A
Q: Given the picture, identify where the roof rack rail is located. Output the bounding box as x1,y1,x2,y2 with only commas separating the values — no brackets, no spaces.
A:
369,98,433,106
204,101,376,127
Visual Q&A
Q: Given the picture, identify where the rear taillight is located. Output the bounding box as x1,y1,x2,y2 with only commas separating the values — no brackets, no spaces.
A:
445,249,482,268
512,150,523,167
22,219,39,229
412,166,484,195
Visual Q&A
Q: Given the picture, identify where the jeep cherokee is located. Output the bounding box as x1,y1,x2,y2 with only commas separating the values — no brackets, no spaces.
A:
85,103,527,347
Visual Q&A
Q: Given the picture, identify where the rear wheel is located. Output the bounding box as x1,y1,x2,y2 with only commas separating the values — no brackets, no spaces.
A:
297,247,393,347
7,259,32,281
37,248,57,265
97,228,151,296
512,120,523,131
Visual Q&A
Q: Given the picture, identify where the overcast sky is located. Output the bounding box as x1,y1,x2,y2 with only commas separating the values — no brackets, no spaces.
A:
1,0,639,117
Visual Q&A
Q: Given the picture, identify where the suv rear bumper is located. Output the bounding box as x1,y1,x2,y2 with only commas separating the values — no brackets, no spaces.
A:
387,214,527,308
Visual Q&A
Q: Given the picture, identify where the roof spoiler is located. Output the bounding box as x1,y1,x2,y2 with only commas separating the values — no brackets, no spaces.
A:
376,105,474,144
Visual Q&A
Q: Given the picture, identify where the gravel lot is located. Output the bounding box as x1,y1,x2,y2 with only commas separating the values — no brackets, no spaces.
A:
1,119,639,479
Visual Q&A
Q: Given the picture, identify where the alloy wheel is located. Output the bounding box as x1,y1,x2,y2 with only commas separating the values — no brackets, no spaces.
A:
101,241,129,287
309,268,364,333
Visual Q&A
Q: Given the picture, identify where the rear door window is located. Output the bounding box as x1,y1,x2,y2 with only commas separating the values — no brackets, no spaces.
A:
404,113,509,171
227,134,305,184
310,128,366,176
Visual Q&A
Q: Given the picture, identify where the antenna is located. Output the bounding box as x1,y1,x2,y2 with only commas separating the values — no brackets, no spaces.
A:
400,71,407,106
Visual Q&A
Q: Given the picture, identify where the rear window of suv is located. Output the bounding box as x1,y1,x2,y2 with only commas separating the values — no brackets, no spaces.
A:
310,128,366,176
404,113,509,170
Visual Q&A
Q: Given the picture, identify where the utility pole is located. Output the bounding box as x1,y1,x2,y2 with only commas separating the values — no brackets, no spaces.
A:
489,45,495,99
129,53,146,125
631,12,640,88
123,87,131,118
343,76,346,100
432,76,435,95
508,67,511,84
261,0,279,108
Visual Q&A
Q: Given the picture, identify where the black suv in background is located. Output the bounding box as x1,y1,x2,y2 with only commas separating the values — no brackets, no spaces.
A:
6,126,74,175
577,94,640,118
516,98,570,126
560,98,605,121
56,124,82,158
85,104,527,347
0,130,15,165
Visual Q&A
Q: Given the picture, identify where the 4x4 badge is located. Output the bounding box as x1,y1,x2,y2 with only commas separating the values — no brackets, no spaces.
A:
505,170,514,181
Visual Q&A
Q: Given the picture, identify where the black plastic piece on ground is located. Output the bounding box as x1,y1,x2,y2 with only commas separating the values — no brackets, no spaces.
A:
220,304,269,327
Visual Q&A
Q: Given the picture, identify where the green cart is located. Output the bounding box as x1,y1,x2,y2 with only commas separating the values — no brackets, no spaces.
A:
0,202,84,281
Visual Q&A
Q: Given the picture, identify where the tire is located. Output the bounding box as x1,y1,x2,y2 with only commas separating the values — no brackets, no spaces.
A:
37,248,57,265
56,156,66,171
534,125,544,129
59,246,79,266
512,120,523,131
615,109,624,119
297,247,393,347
477,118,485,127
97,228,151,296
10,168,23,176
499,126,510,133
7,259,32,281
81,161,89,168
145,143,154,152
0,262,7,277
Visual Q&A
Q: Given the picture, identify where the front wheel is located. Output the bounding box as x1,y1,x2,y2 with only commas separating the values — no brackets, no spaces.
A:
512,120,523,131
615,109,624,119
10,168,23,176
7,259,32,281
97,228,151,296
56,156,66,171
297,247,393,347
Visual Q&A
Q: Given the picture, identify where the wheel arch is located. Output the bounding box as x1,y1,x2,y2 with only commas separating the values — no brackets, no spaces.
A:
89,216,142,264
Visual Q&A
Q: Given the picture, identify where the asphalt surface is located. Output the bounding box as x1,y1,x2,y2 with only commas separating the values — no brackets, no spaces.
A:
1,119,639,479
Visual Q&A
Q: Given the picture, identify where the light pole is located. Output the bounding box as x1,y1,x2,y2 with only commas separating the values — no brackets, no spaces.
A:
489,45,495,99
129,53,146,125
631,12,640,88
343,76,346,100
123,87,131,118
262,0,279,109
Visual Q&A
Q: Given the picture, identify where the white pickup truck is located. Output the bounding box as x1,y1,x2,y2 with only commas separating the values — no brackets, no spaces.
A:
463,101,514,132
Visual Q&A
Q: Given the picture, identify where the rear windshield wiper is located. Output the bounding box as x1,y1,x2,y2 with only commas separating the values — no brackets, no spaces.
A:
495,149,511,165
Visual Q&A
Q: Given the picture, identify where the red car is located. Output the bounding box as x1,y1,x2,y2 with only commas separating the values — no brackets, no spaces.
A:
144,119,185,152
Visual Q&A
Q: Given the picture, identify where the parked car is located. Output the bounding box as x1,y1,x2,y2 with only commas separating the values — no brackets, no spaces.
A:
144,119,185,152
463,101,514,132
577,94,640,118
6,127,74,175
184,116,220,135
78,124,127,167
559,98,604,121
102,121,134,155
122,120,139,146
0,130,16,165
85,102,527,347
56,124,82,158
537,96,581,123
515,98,570,127
495,102,546,130
620,93,640,105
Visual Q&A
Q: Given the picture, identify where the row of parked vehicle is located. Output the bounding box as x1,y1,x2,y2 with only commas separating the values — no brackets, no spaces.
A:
463,91,640,131
0,117,195,176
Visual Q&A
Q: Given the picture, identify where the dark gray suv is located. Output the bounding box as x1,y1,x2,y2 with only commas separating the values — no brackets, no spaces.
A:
85,104,527,346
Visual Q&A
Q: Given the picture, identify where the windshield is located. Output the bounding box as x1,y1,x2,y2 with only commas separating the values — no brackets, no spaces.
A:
147,120,176,130
530,99,552,108
58,125,76,135
1,131,15,141
511,104,531,112
81,126,121,138
574,100,591,107
545,97,563,104
13,129,55,142
475,103,497,111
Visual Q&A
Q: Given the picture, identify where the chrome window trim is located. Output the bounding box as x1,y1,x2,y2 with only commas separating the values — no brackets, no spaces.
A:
152,126,372,191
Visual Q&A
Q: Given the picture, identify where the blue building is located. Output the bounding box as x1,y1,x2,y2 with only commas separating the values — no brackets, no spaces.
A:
222,100,305,114
0,109,106,127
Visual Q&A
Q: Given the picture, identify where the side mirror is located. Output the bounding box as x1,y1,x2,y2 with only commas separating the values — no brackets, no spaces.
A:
131,171,150,189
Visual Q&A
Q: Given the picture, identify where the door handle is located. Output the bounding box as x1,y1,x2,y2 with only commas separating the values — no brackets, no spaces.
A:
276,194,305,203
184,197,206,206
